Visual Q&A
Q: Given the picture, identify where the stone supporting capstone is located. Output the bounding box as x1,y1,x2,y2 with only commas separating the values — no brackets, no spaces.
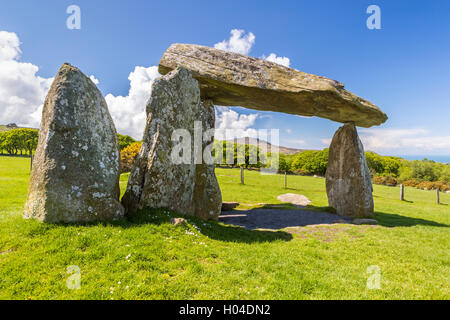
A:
121,67,222,220
325,123,374,218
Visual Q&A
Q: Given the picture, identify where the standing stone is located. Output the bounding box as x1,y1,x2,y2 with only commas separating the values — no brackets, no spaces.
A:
122,67,222,220
23,63,124,223
325,123,374,218
192,99,222,220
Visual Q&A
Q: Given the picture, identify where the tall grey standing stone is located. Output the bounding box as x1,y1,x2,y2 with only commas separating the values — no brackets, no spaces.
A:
23,63,124,223
325,123,374,218
193,99,222,220
122,67,222,220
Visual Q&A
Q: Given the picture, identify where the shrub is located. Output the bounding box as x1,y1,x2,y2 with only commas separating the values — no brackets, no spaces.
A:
291,149,328,176
120,142,142,173
373,175,398,186
402,179,421,188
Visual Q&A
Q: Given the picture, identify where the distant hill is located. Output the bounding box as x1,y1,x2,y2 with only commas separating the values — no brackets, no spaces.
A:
225,137,303,155
0,124,38,133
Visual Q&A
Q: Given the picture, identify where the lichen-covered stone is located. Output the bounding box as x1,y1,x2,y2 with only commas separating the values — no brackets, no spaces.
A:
325,123,374,218
159,44,387,128
192,100,222,220
122,67,222,220
23,63,124,223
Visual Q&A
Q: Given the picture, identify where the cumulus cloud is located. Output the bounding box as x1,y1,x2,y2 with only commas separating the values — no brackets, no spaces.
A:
0,31,53,128
263,53,290,67
89,75,99,85
105,66,160,140
358,128,450,154
214,107,259,139
213,29,293,138
214,29,255,55
320,128,450,155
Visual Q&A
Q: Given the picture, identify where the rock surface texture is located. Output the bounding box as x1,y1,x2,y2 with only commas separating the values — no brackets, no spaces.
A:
122,67,222,220
325,123,374,218
159,44,387,128
23,63,124,223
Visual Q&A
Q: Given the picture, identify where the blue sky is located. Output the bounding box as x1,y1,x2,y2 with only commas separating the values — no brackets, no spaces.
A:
0,0,449,158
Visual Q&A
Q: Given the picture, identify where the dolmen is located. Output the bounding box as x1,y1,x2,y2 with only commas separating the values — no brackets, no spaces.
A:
24,43,387,223
158,44,386,217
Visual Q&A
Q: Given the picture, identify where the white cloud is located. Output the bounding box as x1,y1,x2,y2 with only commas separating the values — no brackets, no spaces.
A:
105,66,161,139
214,107,259,139
263,53,290,67
358,128,450,154
0,31,53,128
319,128,450,155
213,29,292,140
89,75,99,85
214,29,255,55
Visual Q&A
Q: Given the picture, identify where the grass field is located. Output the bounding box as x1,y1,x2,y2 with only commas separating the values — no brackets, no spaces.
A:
0,156,449,299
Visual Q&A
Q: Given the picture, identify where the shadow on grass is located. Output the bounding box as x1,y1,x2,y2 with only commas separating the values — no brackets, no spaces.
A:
374,211,449,228
132,208,293,243
47,208,293,244
244,203,449,229
219,205,351,230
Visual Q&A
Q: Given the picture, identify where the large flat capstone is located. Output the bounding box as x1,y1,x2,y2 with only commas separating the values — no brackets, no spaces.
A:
159,44,387,128
23,63,124,223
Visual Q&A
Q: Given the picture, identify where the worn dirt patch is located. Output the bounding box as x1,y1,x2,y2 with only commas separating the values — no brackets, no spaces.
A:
277,193,311,207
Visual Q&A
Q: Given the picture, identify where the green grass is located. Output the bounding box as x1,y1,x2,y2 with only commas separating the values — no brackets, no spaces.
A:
0,157,449,299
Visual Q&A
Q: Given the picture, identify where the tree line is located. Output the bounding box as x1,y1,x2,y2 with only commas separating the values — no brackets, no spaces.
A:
0,128,39,156
5,130,448,189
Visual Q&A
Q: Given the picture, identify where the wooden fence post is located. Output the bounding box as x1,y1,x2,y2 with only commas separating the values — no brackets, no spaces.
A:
437,189,440,204
240,167,244,185
400,184,404,201
284,171,287,189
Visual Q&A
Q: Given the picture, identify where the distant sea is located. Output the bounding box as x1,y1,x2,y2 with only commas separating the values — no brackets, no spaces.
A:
398,155,450,164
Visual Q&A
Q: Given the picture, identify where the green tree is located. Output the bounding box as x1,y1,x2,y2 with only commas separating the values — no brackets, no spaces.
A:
291,149,328,176
118,134,136,150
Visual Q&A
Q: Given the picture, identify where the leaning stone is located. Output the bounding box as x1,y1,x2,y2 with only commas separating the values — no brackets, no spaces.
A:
23,63,124,223
122,67,222,220
159,44,387,128
325,123,374,218
352,218,378,225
